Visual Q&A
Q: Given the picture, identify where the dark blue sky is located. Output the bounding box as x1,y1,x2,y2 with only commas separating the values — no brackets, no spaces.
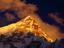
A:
0,0,64,32
26,0,64,33
26,0,64,17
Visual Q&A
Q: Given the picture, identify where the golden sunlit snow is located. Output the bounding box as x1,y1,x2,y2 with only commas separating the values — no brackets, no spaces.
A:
0,16,60,42
0,0,64,43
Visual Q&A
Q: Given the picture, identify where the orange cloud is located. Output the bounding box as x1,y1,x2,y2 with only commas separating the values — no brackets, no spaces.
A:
48,13,64,26
0,0,64,42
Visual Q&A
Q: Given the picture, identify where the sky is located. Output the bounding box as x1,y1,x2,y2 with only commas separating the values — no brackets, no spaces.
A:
26,0,64,17
26,0,64,33
0,0,64,33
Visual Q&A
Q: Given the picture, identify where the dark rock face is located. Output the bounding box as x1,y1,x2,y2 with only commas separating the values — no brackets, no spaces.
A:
0,32,64,48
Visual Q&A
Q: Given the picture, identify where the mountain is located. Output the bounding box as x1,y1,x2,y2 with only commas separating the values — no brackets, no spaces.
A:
0,16,58,42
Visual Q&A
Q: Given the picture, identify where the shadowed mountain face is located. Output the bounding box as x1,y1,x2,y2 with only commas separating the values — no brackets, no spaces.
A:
0,32,64,48
0,0,64,42
0,0,64,48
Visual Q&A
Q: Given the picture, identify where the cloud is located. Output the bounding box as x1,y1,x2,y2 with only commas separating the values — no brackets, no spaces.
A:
0,0,64,42
48,13,64,26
